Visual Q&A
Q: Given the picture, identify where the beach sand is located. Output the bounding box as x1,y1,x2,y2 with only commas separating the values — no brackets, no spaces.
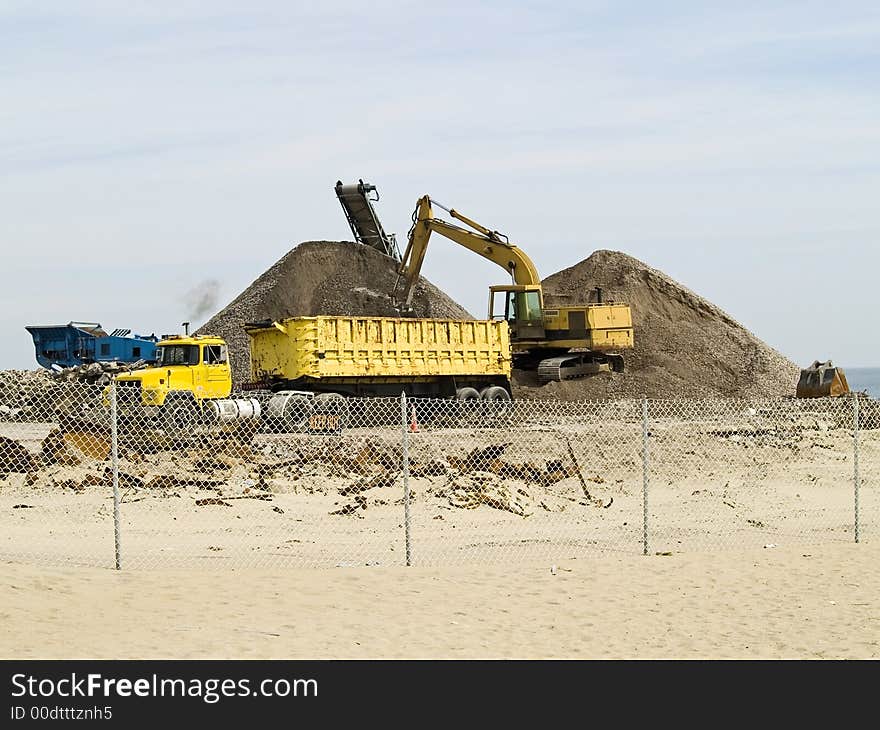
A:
2,541,877,659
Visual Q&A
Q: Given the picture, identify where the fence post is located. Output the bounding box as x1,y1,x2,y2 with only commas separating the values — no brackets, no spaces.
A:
110,380,122,570
401,392,412,566
853,392,860,544
641,396,649,556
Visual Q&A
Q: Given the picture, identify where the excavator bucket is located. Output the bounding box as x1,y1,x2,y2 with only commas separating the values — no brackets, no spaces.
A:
796,360,850,398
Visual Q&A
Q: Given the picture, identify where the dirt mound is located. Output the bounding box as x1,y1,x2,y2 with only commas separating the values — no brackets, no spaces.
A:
514,250,799,399
197,241,473,384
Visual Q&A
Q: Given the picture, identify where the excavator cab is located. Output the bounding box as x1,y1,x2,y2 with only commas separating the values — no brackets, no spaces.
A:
489,285,546,340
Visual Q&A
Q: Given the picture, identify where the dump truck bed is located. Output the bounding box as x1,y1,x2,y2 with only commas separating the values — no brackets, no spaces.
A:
246,316,511,384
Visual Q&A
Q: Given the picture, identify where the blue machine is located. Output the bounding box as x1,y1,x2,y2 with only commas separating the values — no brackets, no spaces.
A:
25,322,158,370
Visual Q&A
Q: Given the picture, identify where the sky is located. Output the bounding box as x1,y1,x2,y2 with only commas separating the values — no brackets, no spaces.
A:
2,1,878,369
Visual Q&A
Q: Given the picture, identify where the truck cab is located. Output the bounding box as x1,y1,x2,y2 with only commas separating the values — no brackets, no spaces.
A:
115,334,232,406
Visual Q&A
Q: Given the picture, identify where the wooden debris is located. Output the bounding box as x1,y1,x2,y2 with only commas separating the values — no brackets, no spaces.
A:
0,437,36,473
103,467,144,490
195,498,232,507
565,438,593,502
224,493,273,502
145,474,224,490
330,495,367,516
339,471,397,496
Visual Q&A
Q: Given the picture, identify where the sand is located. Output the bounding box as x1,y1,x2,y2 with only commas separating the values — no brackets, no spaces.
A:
2,246,873,660
3,396,875,571
1,541,877,659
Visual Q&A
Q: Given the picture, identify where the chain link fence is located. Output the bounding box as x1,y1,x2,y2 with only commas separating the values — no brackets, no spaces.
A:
0,381,877,569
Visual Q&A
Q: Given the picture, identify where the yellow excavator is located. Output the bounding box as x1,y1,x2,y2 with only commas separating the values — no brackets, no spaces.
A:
392,195,634,382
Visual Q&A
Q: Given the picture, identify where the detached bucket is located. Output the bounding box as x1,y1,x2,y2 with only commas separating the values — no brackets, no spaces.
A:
796,360,850,398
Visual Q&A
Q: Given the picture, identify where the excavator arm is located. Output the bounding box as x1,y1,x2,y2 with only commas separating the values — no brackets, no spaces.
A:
393,195,541,309
390,191,633,382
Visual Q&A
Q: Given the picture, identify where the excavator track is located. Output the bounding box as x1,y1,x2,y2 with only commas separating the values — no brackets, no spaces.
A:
537,355,608,384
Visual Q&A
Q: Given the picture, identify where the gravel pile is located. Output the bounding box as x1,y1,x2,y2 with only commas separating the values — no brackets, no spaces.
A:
7,246,802,402
197,241,473,384
0,369,54,416
514,250,800,399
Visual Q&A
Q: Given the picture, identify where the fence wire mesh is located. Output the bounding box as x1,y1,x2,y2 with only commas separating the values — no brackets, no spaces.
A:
0,382,877,569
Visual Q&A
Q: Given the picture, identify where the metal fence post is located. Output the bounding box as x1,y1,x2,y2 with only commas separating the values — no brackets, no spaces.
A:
642,396,649,556
853,392,860,544
401,392,412,566
110,380,122,570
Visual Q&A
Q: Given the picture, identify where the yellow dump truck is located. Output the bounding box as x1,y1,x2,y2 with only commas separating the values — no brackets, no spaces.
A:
245,315,512,430
106,316,512,435
249,313,508,387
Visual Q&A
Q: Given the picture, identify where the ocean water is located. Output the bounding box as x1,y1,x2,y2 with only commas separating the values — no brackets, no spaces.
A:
845,367,880,398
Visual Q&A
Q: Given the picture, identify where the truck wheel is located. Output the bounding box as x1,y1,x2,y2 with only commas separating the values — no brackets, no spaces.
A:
480,386,512,419
314,392,349,429
163,393,198,440
480,386,511,402
266,392,313,433
456,387,480,401
453,387,481,425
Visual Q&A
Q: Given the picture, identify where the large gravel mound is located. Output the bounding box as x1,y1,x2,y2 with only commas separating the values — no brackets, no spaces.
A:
514,250,800,399
197,241,473,384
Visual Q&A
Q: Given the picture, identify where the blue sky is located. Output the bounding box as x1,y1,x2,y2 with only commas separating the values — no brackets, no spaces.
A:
2,1,878,368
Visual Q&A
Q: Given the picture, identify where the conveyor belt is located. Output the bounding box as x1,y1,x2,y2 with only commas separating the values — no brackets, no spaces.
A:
335,180,400,260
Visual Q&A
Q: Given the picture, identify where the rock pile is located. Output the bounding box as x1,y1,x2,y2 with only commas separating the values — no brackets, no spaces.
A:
5,244,804,403
513,250,800,400
49,360,150,385
0,369,53,417
197,241,473,384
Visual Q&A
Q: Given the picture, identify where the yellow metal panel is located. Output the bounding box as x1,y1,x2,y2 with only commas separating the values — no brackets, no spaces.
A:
585,304,633,329
248,316,511,382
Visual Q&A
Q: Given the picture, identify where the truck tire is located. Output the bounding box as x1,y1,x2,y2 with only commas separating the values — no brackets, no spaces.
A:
266,392,313,433
313,392,349,430
453,387,481,425
163,392,198,440
456,387,481,401
480,386,512,419
480,386,511,402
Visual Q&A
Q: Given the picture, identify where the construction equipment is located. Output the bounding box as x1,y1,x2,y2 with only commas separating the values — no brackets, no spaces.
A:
246,315,511,397
106,315,511,438
25,322,158,370
796,360,850,398
335,179,400,260
113,333,261,438
247,315,512,430
392,195,633,382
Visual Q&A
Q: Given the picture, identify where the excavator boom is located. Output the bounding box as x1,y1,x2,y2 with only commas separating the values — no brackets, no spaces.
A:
394,196,541,308
388,191,633,382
